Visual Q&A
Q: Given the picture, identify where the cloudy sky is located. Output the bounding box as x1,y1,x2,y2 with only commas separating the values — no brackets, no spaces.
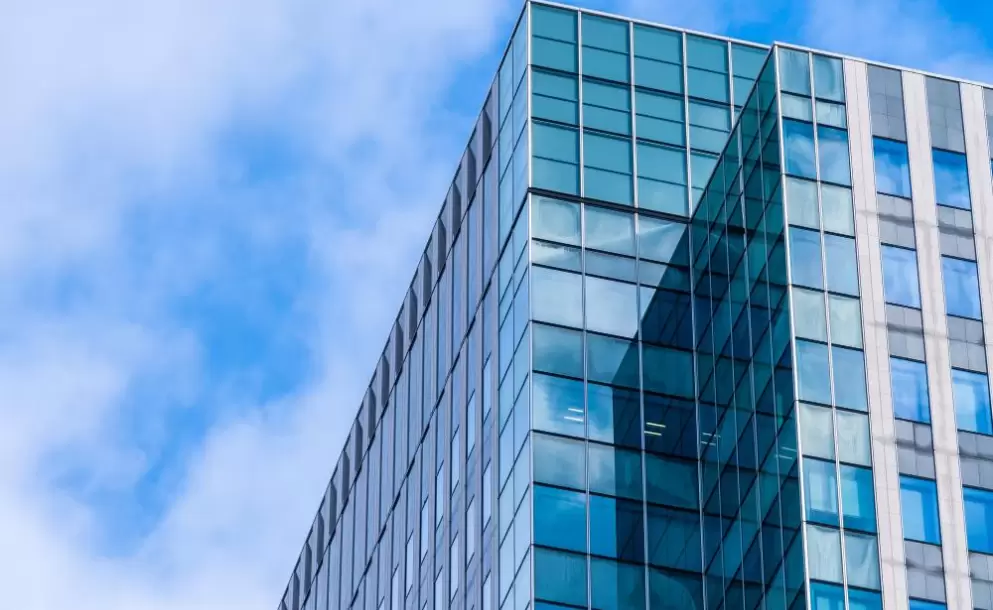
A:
1,0,990,607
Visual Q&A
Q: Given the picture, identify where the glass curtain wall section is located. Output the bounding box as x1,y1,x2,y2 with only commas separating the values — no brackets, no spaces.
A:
276,8,530,610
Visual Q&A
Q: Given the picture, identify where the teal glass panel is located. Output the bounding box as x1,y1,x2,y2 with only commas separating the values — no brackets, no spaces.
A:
644,454,697,508
689,100,730,153
646,505,702,570
786,176,819,229
637,142,688,215
809,582,844,610
845,532,880,589
583,78,631,135
687,68,729,103
805,524,843,582
582,15,629,83
588,382,641,447
800,402,835,459
783,119,816,179
818,125,852,186
732,44,767,79
533,122,580,195
584,132,633,205
837,410,872,466
637,216,687,265
532,195,580,245
804,457,839,525
648,568,703,610
531,5,578,73
590,558,646,610
533,433,586,490
778,48,811,96
848,588,882,610
534,548,588,607
900,475,941,544
585,276,638,337
789,227,823,289
829,294,863,348
586,333,639,388
589,495,645,560
532,70,579,125
792,288,827,342
588,442,643,499
534,485,588,552
531,267,583,328
840,464,877,532
586,206,635,255
642,345,694,398
797,340,831,405
635,90,685,146
817,100,847,128
533,372,585,437
686,35,727,72
532,323,583,378
813,55,845,102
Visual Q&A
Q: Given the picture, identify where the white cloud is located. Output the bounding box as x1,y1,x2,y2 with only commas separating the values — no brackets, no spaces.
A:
0,0,514,607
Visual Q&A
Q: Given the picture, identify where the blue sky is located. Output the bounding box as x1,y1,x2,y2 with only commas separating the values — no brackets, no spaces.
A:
0,0,990,607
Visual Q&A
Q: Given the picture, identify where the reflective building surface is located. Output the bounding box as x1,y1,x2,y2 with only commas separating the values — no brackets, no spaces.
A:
276,3,993,610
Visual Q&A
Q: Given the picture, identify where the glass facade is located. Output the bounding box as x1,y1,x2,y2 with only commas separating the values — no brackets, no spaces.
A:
276,4,993,610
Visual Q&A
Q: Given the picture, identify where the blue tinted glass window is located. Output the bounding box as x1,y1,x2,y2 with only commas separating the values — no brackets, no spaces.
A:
533,433,586,490
848,589,883,610
533,373,585,438
590,557,646,610
588,382,641,447
687,68,728,103
587,333,639,388
534,485,587,552
953,369,993,434
909,601,947,610
589,495,645,561
633,26,683,94
533,122,580,195
818,126,852,186
891,358,930,422
584,132,633,205
933,149,971,209
586,206,635,255
644,454,698,508
637,141,688,216
964,486,993,554
532,195,580,245
824,234,859,295
841,465,877,532
531,5,578,73
845,532,880,590
779,48,811,96
942,257,982,319
532,267,583,328
784,119,817,179
797,340,831,405
534,548,588,607
804,458,839,525
532,70,579,125
585,276,639,338
789,228,823,289
809,582,844,610
900,476,941,544
583,79,631,135
582,15,629,83
873,138,912,198
814,55,845,102
642,345,694,398
646,505,702,571
533,323,583,378
638,216,687,265
881,246,921,308
588,443,643,500
635,90,685,146
833,347,868,411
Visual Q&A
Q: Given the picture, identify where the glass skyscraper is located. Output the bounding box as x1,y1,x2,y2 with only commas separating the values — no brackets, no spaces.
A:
276,3,993,610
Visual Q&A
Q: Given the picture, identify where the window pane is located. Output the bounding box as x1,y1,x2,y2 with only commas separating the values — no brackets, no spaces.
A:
829,294,863,348
588,382,641,447
532,4,577,43
844,532,880,590
533,433,586,490
638,216,687,265
816,100,847,129
824,234,859,295
836,410,872,466
873,138,912,198
534,485,587,552
848,589,882,610
533,122,580,195
881,245,921,308
809,582,845,610
953,369,993,434
534,548,588,607
533,373,585,438
833,346,867,411
840,464,877,532
933,149,971,209
786,177,819,229
642,345,694,398
532,267,583,327
634,25,681,63
585,276,639,337
644,454,697,508
800,402,835,459
804,458,839,525
587,333,640,388
588,443,643,499
806,524,843,583
793,288,827,342
891,358,930,422
900,476,941,544
646,505,702,571
779,48,811,96
687,68,728,103
909,601,947,610
533,323,584,378
533,195,581,245
942,256,982,319
586,206,635,255
590,557,646,610
814,55,845,101
637,142,688,216
583,78,631,135
797,340,831,405
818,126,852,186
784,119,817,179
533,70,579,125
781,93,813,122
589,495,645,561
789,227,823,289
964,486,993,554
584,132,633,205
821,184,855,235
636,90,685,146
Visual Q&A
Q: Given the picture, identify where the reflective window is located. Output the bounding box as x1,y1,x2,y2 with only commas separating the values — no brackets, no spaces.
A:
633,25,683,94
587,333,639,388
784,119,817,179
818,126,852,186
840,464,877,532
588,443,643,500
588,382,641,447
637,142,688,216
817,101,847,129
532,70,579,125
900,476,941,544
531,5,578,73
532,267,583,328
848,589,883,610
786,177,819,229
942,256,982,319
821,184,855,235
642,345,694,398
953,368,993,434
645,454,697,509
688,100,730,153
829,295,863,348
635,90,685,146
533,323,583,378
833,347,867,411
590,557,646,610
933,149,971,209
584,132,633,205
582,14,630,83
638,216,687,265
845,532,880,590
533,122,580,195
881,246,921,308
836,410,872,466
909,601,947,610
789,228,823,289
779,48,811,96
809,582,845,610
800,402,835,459
589,495,645,561
646,505,702,571
585,276,639,338
793,288,827,342
583,78,631,135
891,358,930,423
586,206,635,255
534,548,588,607
533,433,586,490
824,234,859,296
534,485,587,552
804,458,839,525
964,486,993,554
781,93,813,122
797,340,831,405
873,138,912,198
532,195,580,245
806,524,843,583
533,373,585,438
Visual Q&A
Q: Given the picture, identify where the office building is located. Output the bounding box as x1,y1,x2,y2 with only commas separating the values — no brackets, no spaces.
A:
275,2,993,609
